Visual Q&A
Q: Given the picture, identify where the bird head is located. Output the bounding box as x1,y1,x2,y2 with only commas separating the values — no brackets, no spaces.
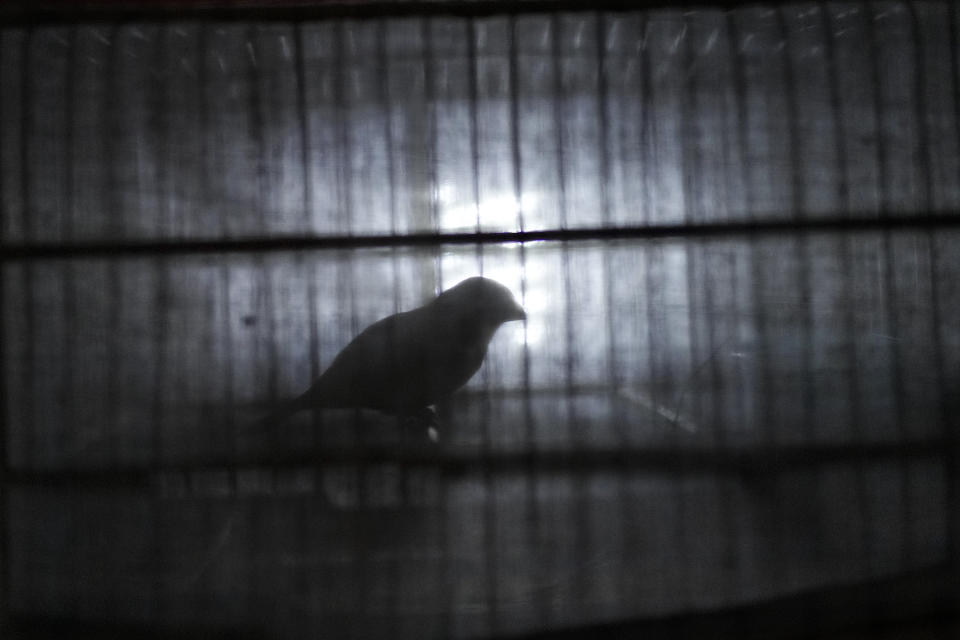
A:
435,277,526,327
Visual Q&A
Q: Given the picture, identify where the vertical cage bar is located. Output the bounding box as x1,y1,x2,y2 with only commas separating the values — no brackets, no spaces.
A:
18,30,35,477
864,1,911,578
148,21,170,478
550,12,585,616
454,15,484,634
103,24,123,470
292,14,317,629
422,15,441,287
639,11,659,423
727,8,784,599
677,10,698,609
0,269,5,633
519,12,546,631
819,1,873,580
594,10,631,611
244,24,280,457
775,5,817,447
244,21,273,618
331,18,355,452
467,17,482,240
509,15,527,236
638,13,673,610
948,0,960,594
60,23,80,619
148,21,171,624
331,16,368,620
463,13,504,634
0,27,9,637
508,13,531,636
376,15,403,443
709,72,742,623
247,25,268,240
905,2,937,581
776,8,823,612
373,13,401,624
60,23,76,463
691,9,741,605
293,21,322,453
819,2,851,217
201,19,238,602
728,9,771,446
716,13,747,607
905,5,934,209
421,15,448,631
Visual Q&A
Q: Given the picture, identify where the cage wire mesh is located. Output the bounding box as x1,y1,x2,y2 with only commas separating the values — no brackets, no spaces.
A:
1,1,959,638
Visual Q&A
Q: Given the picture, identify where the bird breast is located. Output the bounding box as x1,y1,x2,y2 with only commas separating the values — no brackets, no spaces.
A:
418,315,491,399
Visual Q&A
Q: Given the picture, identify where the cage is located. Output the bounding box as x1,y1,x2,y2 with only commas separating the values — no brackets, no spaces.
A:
1,0,959,638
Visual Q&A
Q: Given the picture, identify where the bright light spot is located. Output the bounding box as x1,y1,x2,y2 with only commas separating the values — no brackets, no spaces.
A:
518,285,550,315
438,253,481,289
439,191,540,232
519,317,543,347
436,191,554,348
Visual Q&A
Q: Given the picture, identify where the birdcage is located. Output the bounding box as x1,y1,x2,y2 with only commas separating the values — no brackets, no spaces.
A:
1,0,958,637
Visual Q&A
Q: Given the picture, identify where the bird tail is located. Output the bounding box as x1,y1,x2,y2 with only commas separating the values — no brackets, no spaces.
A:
248,393,313,434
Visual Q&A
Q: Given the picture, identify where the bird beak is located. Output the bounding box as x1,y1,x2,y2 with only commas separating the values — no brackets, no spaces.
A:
509,302,527,322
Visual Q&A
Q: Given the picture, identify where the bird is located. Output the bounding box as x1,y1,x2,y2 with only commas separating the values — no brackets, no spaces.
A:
253,276,526,433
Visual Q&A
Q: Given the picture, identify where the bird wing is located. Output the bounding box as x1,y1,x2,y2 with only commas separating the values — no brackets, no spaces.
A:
303,308,435,412
303,304,488,414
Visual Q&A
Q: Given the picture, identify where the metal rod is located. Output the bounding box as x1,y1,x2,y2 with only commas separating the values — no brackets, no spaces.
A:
4,214,959,260
0,0,863,26
5,441,947,490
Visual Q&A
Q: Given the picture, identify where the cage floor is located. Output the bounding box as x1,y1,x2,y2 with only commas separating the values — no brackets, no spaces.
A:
6,389,950,638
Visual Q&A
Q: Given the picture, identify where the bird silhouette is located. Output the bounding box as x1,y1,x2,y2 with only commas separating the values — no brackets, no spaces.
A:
253,276,526,432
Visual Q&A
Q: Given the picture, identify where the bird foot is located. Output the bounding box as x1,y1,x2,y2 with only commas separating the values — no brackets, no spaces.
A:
403,407,441,444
